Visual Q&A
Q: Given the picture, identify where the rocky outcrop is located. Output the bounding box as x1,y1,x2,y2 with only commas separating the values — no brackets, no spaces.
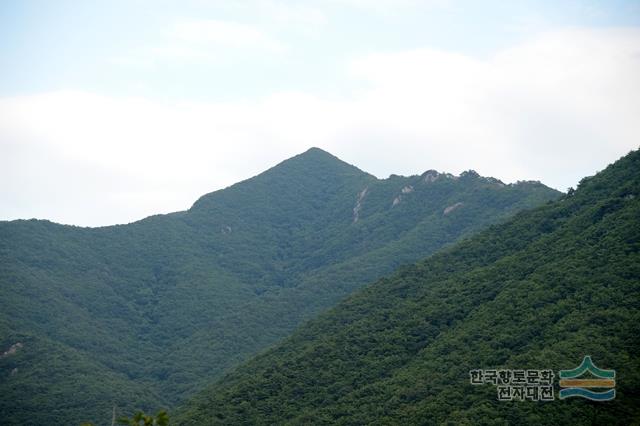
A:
422,170,440,183
482,176,506,186
392,185,414,208
444,173,459,180
1,342,23,358
443,202,464,215
353,187,369,223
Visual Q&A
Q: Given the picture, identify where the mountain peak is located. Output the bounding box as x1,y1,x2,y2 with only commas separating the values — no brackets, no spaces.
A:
257,147,371,182
302,146,331,156
176,149,640,426
287,147,350,168
189,148,374,214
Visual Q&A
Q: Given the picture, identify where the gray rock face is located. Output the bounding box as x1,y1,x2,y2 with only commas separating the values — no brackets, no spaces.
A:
422,170,440,183
353,187,369,223
1,342,23,358
443,202,464,215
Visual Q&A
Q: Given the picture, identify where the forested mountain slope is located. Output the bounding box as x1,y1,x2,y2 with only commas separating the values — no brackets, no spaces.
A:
177,149,639,425
0,148,560,425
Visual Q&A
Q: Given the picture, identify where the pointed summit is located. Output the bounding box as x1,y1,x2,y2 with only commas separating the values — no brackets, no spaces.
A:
300,146,333,156
189,148,374,215
272,147,369,179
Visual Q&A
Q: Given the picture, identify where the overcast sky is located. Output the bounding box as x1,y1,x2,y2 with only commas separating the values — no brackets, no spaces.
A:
1,0,639,227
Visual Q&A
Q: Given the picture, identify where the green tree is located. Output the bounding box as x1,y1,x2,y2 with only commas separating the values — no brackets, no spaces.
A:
117,410,169,426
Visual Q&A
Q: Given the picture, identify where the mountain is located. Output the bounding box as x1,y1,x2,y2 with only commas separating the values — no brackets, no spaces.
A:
175,150,640,425
0,148,560,425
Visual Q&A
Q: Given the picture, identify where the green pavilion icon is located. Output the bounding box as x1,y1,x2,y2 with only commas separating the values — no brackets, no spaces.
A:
559,356,616,401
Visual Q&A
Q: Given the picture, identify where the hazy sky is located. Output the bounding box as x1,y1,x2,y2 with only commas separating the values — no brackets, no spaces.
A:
1,0,639,226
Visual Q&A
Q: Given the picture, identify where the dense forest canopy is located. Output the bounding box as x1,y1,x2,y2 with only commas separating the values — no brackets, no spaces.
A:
176,149,640,425
0,148,561,425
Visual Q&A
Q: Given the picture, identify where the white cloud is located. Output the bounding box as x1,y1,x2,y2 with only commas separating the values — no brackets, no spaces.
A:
253,1,327,27
342,28,640,183
119,18,288,65
329,0,451,14
1,28,638,226
169,19,286,52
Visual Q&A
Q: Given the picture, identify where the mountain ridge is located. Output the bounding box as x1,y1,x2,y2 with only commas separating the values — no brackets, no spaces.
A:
0,148,562,425
175,149,640,425
2,147,554,228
